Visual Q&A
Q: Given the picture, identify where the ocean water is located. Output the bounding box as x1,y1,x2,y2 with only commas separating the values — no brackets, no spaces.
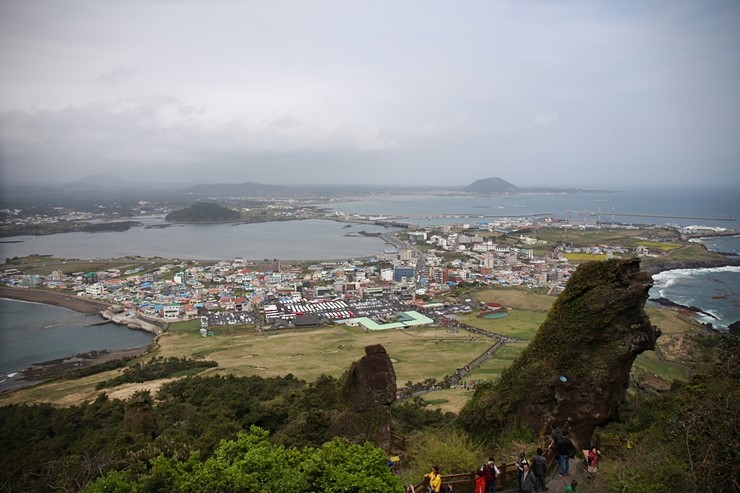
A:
696,235,740,255
327,186,739,228
0,298,154,392
650,266,740,330
0,187,736,260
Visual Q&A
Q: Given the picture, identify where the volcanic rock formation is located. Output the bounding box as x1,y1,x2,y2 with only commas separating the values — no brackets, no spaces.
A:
329,344,397,451
460,258,660,449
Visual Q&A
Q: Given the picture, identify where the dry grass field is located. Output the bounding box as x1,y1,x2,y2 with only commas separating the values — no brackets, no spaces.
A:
1,324,496,406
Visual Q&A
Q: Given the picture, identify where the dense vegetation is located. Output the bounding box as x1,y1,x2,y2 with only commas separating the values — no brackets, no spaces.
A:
95,357,218,390
1,334,736,492
593,334,739,493
0,220,141,237
165,202,240,222
66,356,136,379
85,427,403,492
0,370,450,491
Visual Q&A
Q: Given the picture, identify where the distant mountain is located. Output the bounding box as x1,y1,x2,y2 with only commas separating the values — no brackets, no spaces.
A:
185,182,291,197
464,177,520,193
64,174,192,192
165,202,241,223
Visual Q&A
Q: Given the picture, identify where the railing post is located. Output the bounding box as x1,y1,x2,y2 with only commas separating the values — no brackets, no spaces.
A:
470,470,476,493
499,462,506,491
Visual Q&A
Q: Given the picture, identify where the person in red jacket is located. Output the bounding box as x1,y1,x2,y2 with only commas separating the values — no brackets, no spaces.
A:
475,470,487,493
587,447,600,474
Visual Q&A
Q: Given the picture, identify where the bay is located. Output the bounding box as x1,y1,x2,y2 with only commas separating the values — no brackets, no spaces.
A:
0,219,397,261
0,298,154,392
696,235,740,255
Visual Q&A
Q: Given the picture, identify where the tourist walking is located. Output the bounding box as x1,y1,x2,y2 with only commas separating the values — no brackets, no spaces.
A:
556,433,576,476
425,465,442,493
565,479,580,493
587,446,600,474
474,470,486,493
519,462,536,493
531,447,548,492
550,422,563,449
481,456,500,493
516,451,529,492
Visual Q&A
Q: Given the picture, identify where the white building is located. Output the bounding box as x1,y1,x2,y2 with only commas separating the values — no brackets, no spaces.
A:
86,283,105,296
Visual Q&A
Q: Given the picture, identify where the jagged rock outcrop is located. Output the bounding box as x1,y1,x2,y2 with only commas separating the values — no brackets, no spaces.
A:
329,344,396,451
124,391,158,438
460,258,660,449
729,321,740,336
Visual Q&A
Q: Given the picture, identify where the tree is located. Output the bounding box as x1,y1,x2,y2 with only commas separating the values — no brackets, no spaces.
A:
86,426,404,492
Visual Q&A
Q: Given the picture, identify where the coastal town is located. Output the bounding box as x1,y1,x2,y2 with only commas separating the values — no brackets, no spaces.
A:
3,205,733,333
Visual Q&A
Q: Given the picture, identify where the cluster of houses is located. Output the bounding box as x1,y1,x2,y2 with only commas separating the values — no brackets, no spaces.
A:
2,221,678,325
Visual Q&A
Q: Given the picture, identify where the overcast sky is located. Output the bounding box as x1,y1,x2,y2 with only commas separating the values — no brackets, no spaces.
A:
1,1,739,188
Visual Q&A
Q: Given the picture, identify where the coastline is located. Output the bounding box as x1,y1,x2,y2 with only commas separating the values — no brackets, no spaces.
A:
0,286,164,335
0,286,110,314
1,287,164,393
641,253,740,276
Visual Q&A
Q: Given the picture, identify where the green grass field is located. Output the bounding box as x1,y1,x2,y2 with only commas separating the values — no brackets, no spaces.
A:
460,309,547,340
635,241,682,251
564,253,608,262
634,350,691,381
645,307,702,335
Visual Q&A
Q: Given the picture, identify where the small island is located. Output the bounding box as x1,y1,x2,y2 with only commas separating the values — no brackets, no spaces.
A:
165,202,241,223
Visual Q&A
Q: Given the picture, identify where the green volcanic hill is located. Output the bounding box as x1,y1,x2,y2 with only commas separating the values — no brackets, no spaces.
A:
165,202,241,222
464,176,519,193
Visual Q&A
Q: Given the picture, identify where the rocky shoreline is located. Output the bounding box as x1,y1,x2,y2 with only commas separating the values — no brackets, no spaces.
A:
641,255,740,276
21,347,148,382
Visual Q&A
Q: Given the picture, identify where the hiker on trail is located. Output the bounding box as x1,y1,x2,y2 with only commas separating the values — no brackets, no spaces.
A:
556,433,576,476
565,479,579,493
519,462,536,493
475,470,486,493
481,456,500,493
550,422,563,449
587,446,600,474
425,465,442,493
516,451,529,492
531,447,548,492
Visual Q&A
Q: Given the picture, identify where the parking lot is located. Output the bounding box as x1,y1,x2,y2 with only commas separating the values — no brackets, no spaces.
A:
200,311,255,327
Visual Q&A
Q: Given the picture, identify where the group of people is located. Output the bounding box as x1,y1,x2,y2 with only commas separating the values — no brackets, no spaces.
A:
473,456,500,493
513,448,549,493
416,429,601,493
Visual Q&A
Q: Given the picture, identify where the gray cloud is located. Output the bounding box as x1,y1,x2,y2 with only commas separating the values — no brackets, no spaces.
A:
1,1,739,188
97,66,137,85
